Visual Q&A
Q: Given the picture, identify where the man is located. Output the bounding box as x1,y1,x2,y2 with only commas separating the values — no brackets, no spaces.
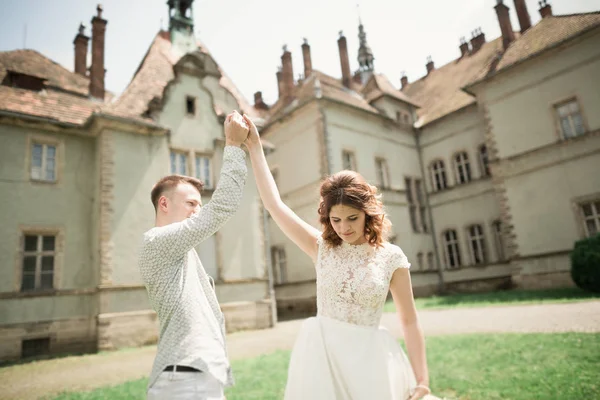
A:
139,110,249,399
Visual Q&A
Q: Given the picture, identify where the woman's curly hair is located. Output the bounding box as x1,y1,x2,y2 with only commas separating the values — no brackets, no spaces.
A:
318,170,391,247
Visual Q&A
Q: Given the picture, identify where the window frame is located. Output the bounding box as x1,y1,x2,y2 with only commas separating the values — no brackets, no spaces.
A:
430,159,448,192
342,150,357,171
466,224,487,265
553,97,587,140
453,151,472,185
442,229,462,269
375,157,391,189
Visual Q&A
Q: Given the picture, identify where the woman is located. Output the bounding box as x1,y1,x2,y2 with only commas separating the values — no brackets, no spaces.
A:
242,114,436,400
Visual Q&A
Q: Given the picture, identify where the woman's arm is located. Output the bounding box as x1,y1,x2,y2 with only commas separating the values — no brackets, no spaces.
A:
243,114,320,261
389,268,431,399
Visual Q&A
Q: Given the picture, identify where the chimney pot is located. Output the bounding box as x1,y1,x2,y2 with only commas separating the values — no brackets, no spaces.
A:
337,32,352,88
539,0,553,18
426,56,434,74
400,72,408,90
470,28,486,53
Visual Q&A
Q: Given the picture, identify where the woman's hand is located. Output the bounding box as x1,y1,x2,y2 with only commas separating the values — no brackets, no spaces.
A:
242,114,260,149
408,385,432,400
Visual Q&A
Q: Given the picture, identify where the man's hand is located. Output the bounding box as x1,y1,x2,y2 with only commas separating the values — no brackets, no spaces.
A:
242,114,260,150
224,110,249,147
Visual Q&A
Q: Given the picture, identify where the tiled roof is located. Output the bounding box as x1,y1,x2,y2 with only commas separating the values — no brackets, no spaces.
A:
404,12,600,127
111,31,260,119
494,12,600,73
0,49,90,97
363,73,420,107
402,37,504,127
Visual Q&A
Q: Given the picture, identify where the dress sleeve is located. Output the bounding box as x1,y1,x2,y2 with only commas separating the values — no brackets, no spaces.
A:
388,244,411,277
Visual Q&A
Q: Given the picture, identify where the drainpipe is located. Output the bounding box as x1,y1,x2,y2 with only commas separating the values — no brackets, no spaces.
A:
415,127,446,293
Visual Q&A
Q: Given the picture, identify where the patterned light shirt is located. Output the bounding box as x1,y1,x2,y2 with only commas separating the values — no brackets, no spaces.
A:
139,146,247,389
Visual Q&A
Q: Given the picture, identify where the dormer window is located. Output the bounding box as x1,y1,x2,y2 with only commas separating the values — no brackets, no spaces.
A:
2,70,46,92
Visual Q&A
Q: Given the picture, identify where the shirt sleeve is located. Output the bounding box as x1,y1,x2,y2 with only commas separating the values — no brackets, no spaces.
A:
145,146,247,259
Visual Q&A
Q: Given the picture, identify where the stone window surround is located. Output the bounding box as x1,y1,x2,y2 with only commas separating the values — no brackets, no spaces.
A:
374,157,391,189
341,149,358,171
271,245,287,285
14,226,65,293
552,94,588,141
429,158,449,192
194,152,213,189
441,227,462,269
452,149,472,185
465,223,487,266
25,134,63,185
572,192,600,239
169,146,215,182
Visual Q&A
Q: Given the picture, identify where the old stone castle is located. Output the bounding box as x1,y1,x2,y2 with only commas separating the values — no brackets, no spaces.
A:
1,0,599,361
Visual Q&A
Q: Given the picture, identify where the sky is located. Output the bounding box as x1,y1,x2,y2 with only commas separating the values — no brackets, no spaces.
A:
1,0,599,105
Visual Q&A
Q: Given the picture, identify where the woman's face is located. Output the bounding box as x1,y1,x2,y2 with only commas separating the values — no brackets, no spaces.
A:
329,204,367,245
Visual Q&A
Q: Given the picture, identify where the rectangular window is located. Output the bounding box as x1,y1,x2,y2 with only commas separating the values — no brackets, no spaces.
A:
431,160,448,191
170,151,188,175
195,154,212,189
21,234,56,292
186,96,197,116
342,150,357,171
21,337,50,358
271,246,287,285
454,152,472,184
580,200,600,238
555,99,585,139
442,230,462,269
375,158,390,189
479,145,490,177
31,143,57,182
416,252,424,271
468,224,487,265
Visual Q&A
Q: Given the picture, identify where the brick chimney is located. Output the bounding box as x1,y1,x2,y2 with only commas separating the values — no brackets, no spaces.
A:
254,91,269,110
470,28,486,53
281,46,294,99
513,0,532,33
73,23,89,77
539,0,553,18
459,37,470,57
89,4,107,100
495,0,516,50
276,67,285,99
337,31,352,88
301,38,313,79
400,72,408,90
426,56,434,75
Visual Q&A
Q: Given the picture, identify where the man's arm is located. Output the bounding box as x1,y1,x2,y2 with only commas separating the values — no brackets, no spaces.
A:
145,111,249,258
147,145,247,257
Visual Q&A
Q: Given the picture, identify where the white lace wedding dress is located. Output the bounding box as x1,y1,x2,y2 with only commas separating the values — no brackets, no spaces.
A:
284,236,417,400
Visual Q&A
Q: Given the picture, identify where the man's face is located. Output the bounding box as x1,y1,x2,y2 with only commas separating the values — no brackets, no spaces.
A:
161,183,202,224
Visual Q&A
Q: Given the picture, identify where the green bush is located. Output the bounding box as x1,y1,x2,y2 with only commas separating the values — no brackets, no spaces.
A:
570,234,600,293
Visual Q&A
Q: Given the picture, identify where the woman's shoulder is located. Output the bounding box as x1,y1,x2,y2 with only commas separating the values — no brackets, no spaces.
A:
381,242,410,270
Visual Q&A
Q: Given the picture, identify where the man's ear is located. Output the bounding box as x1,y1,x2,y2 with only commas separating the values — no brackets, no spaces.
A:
159,195,169,213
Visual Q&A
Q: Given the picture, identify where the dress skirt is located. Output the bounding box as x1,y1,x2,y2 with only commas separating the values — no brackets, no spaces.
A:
284,316,417,400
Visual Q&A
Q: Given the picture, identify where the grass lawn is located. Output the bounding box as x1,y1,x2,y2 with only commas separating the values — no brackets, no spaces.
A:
51,332,600,400
383,287,600,313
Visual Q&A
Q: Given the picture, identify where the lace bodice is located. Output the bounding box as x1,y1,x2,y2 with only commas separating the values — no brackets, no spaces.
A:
316,236,410,327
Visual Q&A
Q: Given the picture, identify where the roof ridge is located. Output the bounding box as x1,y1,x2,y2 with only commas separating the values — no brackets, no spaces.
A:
553,10,600,18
